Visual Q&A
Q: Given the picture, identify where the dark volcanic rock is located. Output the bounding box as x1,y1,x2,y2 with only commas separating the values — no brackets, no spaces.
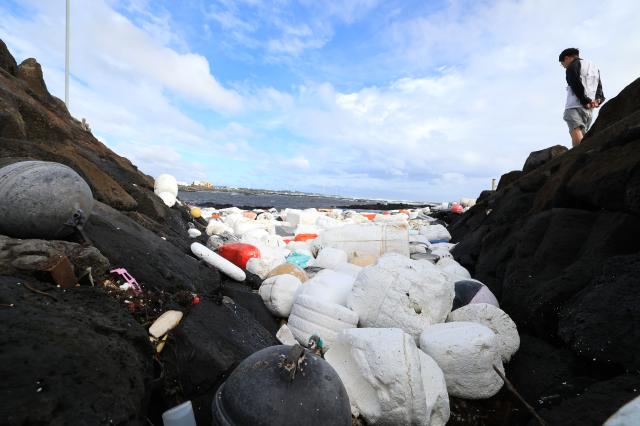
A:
497,170,522,190
159,299,278,425
522,145,568,173
0,39,18,76
558,253,640,371
84,201,220,294
17,58,51,101
0,276,154,425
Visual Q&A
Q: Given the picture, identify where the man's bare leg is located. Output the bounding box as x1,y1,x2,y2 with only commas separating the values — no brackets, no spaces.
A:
570,127,584,147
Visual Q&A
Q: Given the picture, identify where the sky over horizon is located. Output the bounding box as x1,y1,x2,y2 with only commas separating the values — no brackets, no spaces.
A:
1,0,639,202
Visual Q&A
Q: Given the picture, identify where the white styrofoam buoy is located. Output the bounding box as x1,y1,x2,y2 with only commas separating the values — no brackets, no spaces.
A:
287,295,358,348
419,322,504,399
258,274,302,317
191,242,246,281
325,328,450,426
314,247,349,270
295,269,355,307
154,174,178,197
447,303,520,362
347,253,454,341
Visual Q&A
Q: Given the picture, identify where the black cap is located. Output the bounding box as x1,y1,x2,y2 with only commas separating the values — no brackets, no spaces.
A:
559,47,580,62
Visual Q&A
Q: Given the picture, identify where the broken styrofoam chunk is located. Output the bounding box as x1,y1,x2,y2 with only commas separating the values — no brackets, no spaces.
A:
246,257,283,280
325,328,450,426
604,395,640,426
334,262,363,279
436,257,471,279
452,280,499,310
314,247,348,270
275,324,298,346
149,310,183,339
347,253,454,341
157,191,176,208
287,295,358,348
259,274,302,317
266,262,308,283
154,174,178,197
187,228,202,238
205,220,233,236
419,322,504,399
447,303,519,362
295,269,355,306
419,224,451,242
286,208,321,228
316,215,343,230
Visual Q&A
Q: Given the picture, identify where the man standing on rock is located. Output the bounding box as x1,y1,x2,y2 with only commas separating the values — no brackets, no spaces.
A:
559,48,605,147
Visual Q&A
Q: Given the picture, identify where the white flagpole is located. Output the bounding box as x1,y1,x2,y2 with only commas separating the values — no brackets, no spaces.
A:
65,0,70,108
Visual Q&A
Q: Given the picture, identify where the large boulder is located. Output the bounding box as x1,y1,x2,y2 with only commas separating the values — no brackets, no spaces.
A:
0,276,154,425
522,145,568,173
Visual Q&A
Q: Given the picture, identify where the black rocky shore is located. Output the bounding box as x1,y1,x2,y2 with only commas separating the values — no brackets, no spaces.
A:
1,38,639,425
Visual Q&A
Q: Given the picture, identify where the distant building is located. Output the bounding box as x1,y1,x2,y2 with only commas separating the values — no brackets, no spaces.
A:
192,180,213,188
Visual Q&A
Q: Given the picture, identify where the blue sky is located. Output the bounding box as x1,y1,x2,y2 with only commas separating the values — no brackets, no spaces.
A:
1,0,639,202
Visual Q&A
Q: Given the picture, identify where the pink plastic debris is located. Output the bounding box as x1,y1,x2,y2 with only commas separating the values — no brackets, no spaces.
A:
110,268,143,295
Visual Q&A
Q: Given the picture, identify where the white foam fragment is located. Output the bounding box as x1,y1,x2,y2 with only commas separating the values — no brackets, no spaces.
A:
325,328,450,426
347,253,454,341
448,303,520,362
419,322,504,399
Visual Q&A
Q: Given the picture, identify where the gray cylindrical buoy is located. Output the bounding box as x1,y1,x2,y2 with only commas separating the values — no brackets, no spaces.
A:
0,161,94,239
211,345,352,426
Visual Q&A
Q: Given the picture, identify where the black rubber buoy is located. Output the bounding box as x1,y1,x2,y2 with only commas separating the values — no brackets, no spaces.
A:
211,345,351,426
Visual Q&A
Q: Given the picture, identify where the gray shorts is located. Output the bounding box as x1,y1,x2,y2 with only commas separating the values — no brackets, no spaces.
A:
563,107,593,132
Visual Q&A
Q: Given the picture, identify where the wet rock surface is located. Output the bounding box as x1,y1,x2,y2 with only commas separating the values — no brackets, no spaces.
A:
450,77,640,423
0,276,154,425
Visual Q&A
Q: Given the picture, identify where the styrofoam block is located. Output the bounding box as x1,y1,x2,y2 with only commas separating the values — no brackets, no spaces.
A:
187,228,202,238
316,215,343,230
314,247,349,270
325,328,449,426
334,262,363,279
154,174,178,197
295,269,355,306
347,253,454,341
437,257,471,280
259,274,302,317
246,257,284,279
419,224,451,242
287,295,358,348
206,220,233,236
604,395,640,426
419,322,504,399
447,303,519,362
157,191,176,208
287,208,320,228
276,324,298,345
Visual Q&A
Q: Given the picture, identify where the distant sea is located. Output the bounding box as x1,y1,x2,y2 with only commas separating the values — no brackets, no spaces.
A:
178,189,433,210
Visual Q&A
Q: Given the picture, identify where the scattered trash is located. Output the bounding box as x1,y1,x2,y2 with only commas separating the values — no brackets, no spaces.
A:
190,207,202,219
217,242,261,269
109,268,143,295
286,252,312,268
187,228,201,238
149,310,184,339
39,254,77,289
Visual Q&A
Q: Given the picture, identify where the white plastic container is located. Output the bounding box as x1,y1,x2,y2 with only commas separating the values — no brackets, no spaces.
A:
318,223,410,260
348,253,454,341
259,274,302,317
447,303,520,362
419,322,504,399
287,295,358,348
325,328,450,426
191,242,246,281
